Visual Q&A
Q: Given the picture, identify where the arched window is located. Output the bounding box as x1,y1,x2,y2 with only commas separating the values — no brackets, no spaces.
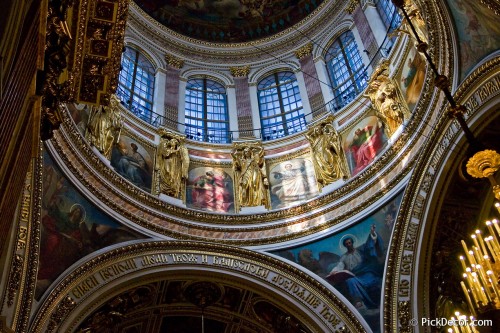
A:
375,0,402,55
258,71,305,141
184,78,230,143
117,47,155,123
325,31,367,111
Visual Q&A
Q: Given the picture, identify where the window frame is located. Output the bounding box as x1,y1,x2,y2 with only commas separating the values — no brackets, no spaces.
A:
325,30,367,112
257,71,306,141
117,47,156,123
184,77,231,144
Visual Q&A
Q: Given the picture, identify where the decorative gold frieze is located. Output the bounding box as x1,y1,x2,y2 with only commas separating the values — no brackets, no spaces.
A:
481,0,500,16
39,0,129,140
294,43,313,60
47,296,76,333
365,60,411,137
72,0,130,106
165,54,184,69
230,65,250,77
155,128,189,201
7,255,24,307
345,0,359,14
231,142,270,212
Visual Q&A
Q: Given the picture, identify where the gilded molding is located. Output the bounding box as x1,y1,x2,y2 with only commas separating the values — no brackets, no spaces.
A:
6,255,23,307
230,66,251,77
294,43,313,60
481,0,500,15
165,54,184,69
345,0,359,14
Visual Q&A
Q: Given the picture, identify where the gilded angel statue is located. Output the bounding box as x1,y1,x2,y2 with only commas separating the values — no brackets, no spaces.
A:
231,143,270,210
306,118,349,188
156,135,189,199
86,95,122,160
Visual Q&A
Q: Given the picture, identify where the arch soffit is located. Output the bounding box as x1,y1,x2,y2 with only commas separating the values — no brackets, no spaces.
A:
123,37,165,70
388,55,500,332
313,21,353,60
249,62,302,86
29,241,368,333
180,68,233,86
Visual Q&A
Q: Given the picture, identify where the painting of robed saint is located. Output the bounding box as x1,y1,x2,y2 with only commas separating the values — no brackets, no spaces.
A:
271,192,403,333
186,166,234,213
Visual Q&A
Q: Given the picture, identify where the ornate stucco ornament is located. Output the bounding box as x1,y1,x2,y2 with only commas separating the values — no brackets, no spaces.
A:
165,54,185,69
230,65,251,77
294,43,314,60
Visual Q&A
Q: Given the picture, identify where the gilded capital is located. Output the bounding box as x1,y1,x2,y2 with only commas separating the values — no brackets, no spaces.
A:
345,0,359,14
294,43,313,60
165,54,184,69
230,66,250,77
466,150,500,179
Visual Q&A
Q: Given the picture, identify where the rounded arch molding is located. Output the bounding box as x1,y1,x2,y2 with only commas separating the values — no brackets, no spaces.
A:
29,241,366,333
385,55,500,332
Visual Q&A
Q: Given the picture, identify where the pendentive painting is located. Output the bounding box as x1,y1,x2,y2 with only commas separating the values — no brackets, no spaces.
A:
110,135,154,192
268,158,319,210
343,116,388,177
271,191,403,333
186,166,235,213
397,48,426,110
446,0,500,81
38,151,145,300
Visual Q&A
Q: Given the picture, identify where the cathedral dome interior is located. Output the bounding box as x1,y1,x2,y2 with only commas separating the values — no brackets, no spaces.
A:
1,0,500,332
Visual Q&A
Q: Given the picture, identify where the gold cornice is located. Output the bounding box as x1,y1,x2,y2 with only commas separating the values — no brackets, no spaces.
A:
294,43,313,60
230,66,251,77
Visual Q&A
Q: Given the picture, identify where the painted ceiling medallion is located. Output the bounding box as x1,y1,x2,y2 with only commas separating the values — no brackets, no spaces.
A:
133,0,325,43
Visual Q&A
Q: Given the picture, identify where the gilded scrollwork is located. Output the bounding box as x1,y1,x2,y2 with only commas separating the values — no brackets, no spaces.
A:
365,60,411,137
85,95,122,160
294,43,313,60
231,142,270,211
306,116,349,189
165,54,185,69
230,65,251,77
155,129,190,201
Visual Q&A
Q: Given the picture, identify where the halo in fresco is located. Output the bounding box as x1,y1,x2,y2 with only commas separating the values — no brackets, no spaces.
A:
271,192,403,333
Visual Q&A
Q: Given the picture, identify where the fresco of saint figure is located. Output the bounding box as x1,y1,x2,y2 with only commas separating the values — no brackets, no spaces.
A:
271,192,403,333
186,167,234,213
269,158,319,209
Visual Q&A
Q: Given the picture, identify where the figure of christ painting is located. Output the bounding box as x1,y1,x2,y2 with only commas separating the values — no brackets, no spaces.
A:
271,192,404,333
446,0,500,81
38,151,145,300
186,167,234,213
269,158,319,209
344,116,388,177
110,136,154,192
399,48,426,109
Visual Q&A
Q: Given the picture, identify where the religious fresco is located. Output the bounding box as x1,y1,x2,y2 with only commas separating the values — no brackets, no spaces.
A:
38,151,145,300
446,0,500,81
397,48,426,110
186,166,235,213
343,115,389,177
268,157,319,210
134,0,325,43
110,135,154,192
271,191,404,333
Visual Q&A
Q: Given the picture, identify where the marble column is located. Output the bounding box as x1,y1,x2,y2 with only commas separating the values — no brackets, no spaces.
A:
230,66,255,139
164,54,184,131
